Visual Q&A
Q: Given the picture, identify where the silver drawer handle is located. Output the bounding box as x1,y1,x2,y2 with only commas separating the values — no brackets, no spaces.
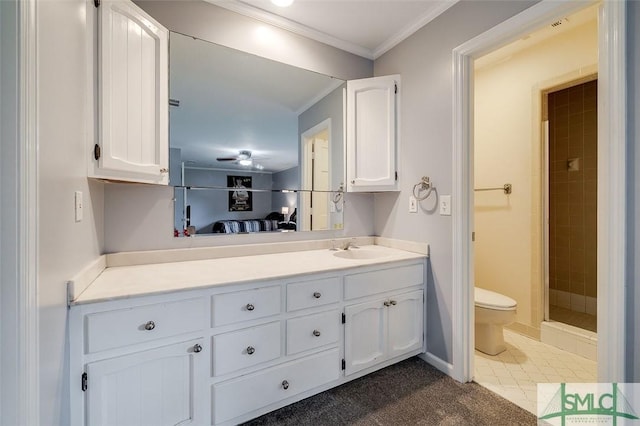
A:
246,346,255,355
246,303,255,311
313,330,321,337
193,344,202,353
390,300,397,306
383,301,391,307
144,321,156,331
282,380,289,390
313,292,321,299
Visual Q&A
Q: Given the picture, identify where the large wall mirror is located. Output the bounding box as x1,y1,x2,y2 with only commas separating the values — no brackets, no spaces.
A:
169,32,346,237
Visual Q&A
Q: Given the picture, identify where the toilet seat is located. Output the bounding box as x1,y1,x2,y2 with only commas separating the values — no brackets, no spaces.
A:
475,287,516,311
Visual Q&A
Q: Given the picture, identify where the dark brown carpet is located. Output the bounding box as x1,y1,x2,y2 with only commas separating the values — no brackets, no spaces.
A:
242,357,536,426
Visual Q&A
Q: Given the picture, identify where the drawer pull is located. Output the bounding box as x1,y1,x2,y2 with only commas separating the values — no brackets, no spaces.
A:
246,346,255,355
246,303,255,311
282,380,289,390
313,329,321,337
193,343,202,353
313,292,322,299
390,300,397,306
144,321,156,331
383,301,391,307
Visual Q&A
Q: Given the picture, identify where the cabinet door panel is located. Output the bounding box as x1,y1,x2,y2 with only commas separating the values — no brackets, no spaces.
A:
86,340,206,426
344,300,386,376
387,290,423,359
346,75,399,192
98,0,168,183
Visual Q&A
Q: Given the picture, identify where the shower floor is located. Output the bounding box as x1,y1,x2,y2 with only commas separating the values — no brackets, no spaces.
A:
549,305,596,332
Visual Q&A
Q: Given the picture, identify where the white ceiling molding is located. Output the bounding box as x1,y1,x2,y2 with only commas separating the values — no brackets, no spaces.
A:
295,78,345,115
208,0,459,60
372,0,459,59
208,0,375,59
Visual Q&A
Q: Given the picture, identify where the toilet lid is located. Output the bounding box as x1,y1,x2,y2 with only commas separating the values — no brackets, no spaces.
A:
475,287,517,310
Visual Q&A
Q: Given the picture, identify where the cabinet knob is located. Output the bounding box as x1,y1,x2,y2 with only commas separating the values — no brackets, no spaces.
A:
160,168,168,173
390,300,397,306
383,301,391,307
351,180,355,184
246,346,255,355
193,344,202,353
144,321,156,331
282,380,289,390
313,329,321,337
313,292,321,299
246,303,255,311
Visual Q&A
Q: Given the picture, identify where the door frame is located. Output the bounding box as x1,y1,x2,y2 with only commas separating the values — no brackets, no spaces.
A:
300,118,332,231
452,0,626,383
0,0,39,423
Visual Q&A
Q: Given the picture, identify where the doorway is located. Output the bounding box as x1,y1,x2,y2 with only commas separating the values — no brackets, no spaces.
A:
544,78,598,333
301,119,331,231
452,0,627,386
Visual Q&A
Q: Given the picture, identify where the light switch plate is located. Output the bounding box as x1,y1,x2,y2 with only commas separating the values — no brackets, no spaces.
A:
75,191,83,222
439,195,451,216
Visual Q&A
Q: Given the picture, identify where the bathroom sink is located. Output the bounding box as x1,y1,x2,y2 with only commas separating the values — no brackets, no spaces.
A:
333,249,390,260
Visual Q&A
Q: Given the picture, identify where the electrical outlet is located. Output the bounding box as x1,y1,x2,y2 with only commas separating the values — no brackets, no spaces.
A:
439,195,451,216
75,191,83,222
409,196,418,213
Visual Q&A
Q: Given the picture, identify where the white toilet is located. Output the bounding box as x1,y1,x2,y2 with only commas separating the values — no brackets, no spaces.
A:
474,287,517,355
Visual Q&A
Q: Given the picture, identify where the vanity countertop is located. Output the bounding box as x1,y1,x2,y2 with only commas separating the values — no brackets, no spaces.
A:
71,243,427,305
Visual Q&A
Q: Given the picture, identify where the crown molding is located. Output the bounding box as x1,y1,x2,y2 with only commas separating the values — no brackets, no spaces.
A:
207,0,375,59
372,0,458,59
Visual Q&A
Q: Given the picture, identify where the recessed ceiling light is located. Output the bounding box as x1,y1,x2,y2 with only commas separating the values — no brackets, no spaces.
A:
271,0,294,7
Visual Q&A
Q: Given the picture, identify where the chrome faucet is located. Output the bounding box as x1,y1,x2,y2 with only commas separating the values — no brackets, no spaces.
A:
342,239,358,250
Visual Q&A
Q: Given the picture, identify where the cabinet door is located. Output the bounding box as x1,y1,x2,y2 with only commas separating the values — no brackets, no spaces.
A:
387,290,423,359
86,339,207,426
346,75,399,192
344,299,387,376
96,0,169,184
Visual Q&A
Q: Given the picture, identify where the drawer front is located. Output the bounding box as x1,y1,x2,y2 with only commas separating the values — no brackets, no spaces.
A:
212,286,281,327
85,298,206,353
286,277,340,312
344,263,424,300
213,321,281,376
286,310,340,355
213,348,340,424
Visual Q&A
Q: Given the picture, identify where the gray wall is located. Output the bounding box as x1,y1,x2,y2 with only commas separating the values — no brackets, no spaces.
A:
627,0,640,382
272,167,299,214
373,0,537,364
37,0,104,424
298,84,346,191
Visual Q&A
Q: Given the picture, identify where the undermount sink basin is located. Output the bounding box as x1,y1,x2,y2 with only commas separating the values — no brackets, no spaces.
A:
333,249,390,260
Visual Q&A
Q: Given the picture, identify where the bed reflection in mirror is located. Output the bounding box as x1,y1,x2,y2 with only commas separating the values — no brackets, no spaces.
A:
173,187,344,237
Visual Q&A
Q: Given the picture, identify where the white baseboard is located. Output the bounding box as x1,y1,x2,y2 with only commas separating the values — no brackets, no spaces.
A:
419,352,456,379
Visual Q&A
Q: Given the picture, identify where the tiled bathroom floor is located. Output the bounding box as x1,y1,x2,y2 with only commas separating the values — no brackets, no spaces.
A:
474,329,597,414
549,305,597,332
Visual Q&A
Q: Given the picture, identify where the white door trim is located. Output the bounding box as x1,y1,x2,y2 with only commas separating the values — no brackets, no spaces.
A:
452,0,626,383
1,0,39,423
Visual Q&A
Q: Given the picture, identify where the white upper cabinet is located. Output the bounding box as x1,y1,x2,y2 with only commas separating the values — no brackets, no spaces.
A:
346,75,400,192
90,0,169,184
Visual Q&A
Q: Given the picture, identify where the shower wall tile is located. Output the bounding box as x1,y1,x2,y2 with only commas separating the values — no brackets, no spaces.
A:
548,80,597,318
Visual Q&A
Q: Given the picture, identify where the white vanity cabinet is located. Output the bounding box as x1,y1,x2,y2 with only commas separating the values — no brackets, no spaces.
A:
70,256,426,426
346,75,400,192
343,264,424,376
88,0,169,184
70,297,210,426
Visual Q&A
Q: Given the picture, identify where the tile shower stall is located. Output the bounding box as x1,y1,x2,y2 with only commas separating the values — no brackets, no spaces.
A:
547,80,597,333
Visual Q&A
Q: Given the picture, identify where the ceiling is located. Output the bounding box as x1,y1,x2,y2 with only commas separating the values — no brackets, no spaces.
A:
209,0,459,59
